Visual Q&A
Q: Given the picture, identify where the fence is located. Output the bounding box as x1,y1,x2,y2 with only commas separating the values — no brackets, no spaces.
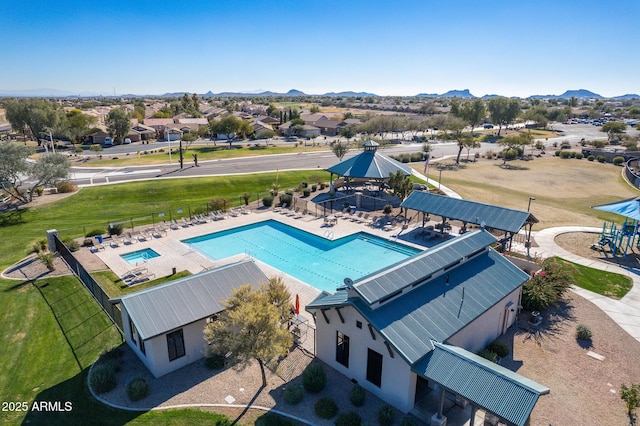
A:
54,234,123,333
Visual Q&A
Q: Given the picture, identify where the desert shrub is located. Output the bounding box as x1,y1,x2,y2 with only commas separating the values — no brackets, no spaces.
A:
597,155,606,163
315,397,338,419
620,383,640,417
82,238,94,247
62,238,80,252
39,252,55,271
262,195,274,207
477,349,498,363
107,223,124,236
311,184,317,192
256,413,293,426
90,363,116,394
85,228,104,237
400,416,419,426
56,181,77,193
205,353,226,370
560,141,571,149
242,192,251,205
383,204,393,215
350,384,366,407
279,193,293,207
411,152,424,162
302,363,326,393
559,151,572,159
575,152,584,159
378,404,395,426
335,411,362,426
487,340,509,358
502,148,518,160
522,258,574,312
576,324,593,340
587,155,595,161
592,140,607,148
303,188,311,197
613,156,625,165
210,197,229,212
283,383,304,405
125,377,149,401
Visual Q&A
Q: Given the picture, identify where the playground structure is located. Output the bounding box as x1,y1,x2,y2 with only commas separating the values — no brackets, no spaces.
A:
594,219,640,258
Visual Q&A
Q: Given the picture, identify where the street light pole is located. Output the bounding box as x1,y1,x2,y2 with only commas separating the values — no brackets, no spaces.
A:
526,196,535,258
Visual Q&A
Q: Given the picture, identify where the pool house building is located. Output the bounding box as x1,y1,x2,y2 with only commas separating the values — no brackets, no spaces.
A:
306,230,549,425
113,260,268,378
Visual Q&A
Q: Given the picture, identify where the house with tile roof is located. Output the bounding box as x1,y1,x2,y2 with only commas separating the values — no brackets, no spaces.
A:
306,230,549,425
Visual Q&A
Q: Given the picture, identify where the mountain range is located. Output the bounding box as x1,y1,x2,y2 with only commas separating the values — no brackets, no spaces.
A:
0,88,637,100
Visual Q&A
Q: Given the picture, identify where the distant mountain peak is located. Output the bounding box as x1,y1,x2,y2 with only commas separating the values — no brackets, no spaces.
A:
416,89,475,98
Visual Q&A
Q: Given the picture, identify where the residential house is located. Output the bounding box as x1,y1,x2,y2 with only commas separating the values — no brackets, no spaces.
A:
306,230,549,425
313,118,341,136
113,260,268,378
90,130,110,145
129,123,156,141
143,118,175,139
166,128,183,141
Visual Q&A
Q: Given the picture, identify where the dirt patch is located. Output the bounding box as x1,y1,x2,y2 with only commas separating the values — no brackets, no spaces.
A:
2,253,72,280
555,231,640,269
502,293,640,425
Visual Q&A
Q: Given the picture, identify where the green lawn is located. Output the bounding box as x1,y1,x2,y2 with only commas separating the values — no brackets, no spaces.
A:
78,143,329,167
0,170,330,269
557,257,633,299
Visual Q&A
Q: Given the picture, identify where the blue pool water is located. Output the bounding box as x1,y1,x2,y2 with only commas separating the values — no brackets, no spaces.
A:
121,248,160,264
183,220,421,292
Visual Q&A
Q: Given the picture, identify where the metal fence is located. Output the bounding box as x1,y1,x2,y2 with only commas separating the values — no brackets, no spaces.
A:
54,234,123,333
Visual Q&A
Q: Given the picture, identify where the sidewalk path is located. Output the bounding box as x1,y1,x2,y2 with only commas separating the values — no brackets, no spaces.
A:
533,226,640,342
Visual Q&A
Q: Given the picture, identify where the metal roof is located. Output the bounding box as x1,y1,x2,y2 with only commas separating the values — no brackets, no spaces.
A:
401,191,537,234
118,260,268,340
414,342,549,426
354,230,496,304
308,247,530,365
326,150,413,179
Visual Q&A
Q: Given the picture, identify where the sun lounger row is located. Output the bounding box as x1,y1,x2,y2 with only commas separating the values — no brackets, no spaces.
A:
121,267,155,286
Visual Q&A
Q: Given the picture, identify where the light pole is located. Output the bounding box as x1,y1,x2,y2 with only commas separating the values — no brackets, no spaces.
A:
526,196,535,258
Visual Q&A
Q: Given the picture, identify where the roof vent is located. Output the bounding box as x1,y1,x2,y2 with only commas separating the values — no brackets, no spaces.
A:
343,278,353,288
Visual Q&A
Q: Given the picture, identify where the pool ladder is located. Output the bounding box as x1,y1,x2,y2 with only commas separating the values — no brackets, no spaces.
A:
244,249,255,260
322,229,334,240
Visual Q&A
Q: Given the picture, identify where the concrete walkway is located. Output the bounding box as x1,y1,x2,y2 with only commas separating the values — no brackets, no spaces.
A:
532,226,640,342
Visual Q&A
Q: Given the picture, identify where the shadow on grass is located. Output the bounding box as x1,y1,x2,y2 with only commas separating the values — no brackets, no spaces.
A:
23,368,146,426
0,208,26,228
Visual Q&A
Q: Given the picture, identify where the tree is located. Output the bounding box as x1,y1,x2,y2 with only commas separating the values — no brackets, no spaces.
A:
497,132,533,163
521,258,573,312
460,99,486,135
0,142,70,203
601,121,627,142
463,138,481,161
105,108,131,144
387,170,413,202
339,126,356,142
441,116,468,164
331,141,349,160
210,115,253,149
309,105,320,114
620,383,640,419
487,97,520,135
63,109,97,144
5,98,64,145
203,281,293,387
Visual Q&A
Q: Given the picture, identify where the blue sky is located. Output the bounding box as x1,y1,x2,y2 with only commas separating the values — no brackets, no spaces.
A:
1,0,638,97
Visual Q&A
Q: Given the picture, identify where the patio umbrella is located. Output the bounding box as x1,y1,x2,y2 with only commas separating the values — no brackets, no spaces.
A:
295,294,300,315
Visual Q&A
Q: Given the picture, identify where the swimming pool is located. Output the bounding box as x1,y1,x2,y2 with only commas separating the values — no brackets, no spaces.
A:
121,248,160,265
183,220,421,292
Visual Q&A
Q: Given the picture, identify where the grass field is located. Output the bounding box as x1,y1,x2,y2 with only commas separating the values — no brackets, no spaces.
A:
556,257,633,299
76,143,329,167
430,156,639,229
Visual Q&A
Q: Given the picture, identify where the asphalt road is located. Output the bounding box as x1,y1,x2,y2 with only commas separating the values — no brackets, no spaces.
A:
69,124,624,186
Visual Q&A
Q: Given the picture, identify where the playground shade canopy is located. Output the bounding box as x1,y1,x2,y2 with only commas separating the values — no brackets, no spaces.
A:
592,197,640,221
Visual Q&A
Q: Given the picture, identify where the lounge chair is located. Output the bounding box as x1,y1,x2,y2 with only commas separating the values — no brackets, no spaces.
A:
136,232,148,242
240,206,250,215
170,220,180,230
121,266,147,282
109,238,120,248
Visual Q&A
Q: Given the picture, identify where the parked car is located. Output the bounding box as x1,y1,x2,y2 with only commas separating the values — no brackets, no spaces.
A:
483,124,494,129
103,137,113,146
124,138,131,144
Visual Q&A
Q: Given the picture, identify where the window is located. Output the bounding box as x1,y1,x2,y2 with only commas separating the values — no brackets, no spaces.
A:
366,349,383,387
336,331,350,368
166,329,185,361
139,339,146,356
356,320,362,329
129,319,137,345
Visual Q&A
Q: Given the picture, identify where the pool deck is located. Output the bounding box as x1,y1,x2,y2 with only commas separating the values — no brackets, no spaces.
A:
92,209,447,334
